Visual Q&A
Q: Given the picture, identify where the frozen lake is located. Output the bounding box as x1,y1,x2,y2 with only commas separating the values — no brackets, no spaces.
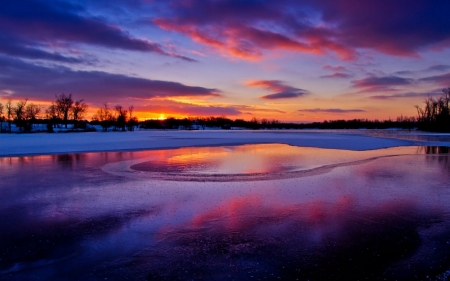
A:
1,140,450,280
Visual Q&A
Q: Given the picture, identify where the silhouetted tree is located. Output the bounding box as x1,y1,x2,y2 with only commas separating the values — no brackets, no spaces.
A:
13,99,28,132
25,103,41,120
127,105,136,131
72,99,88,129
5,100,12,133
249,117,259,129
415,88,450,131
0,102,3,133
260,118,269,128
55,93,73,128
45,102,59,131
94,103,113,131
72,99,88,121
24,103,41,131
115,105,128,131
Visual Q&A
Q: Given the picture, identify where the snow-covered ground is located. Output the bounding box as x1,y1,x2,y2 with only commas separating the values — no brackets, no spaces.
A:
1,130,449,157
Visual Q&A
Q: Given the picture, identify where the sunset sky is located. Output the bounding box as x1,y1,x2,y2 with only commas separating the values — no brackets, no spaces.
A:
1,0,450,122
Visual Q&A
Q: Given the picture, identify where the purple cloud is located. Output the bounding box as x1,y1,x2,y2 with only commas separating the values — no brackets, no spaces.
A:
0,0,195,62
246,80,309,99
369,90,443,100
320,72,352,79
0,33,82,63
420,72,450,86
151,0,450,60
352,75,414,92
424,65,450,72
323,65,348,72
394,64,450,76
0,57,219,104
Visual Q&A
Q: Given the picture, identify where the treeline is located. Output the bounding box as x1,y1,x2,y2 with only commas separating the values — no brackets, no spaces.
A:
0,93,137,133
140,116,417,130
415,88,450,132
90,103,138,132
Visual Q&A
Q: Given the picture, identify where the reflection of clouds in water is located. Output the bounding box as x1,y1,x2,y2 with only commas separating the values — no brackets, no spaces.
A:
3,144,450,280
102,144,426,181
120,195,446,280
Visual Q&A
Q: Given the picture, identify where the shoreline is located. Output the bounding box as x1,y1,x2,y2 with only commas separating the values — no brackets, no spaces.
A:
1,130,443,157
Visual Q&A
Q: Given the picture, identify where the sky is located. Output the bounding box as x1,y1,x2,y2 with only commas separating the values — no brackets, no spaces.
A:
0,0,450,122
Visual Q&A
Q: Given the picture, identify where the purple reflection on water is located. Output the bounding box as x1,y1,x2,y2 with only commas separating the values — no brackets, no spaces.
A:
1,144,450,280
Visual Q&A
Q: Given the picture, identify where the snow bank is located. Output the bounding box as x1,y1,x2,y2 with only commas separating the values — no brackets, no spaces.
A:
0,130,446,157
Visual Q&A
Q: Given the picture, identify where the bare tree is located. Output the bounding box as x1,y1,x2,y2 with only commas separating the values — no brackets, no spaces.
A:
115,105,128,131
23,103,41,132
127,105,136,131
5,100,12,133
96,103,113,131
25,103,41,120
72,99,88,122
0,102,3,133
55,93,73,128
14,99,28,131
46,102,59,125
415,88,450,131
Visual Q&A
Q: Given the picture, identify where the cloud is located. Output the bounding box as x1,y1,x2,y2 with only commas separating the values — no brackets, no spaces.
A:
153,17,354,61
394,64,450,76
0,33,83,63
419,72,450,86
369,90,443,100
424,65,450,72
0,56,220,104
298,108,365,113
135,101,241,117
134,100,287,117
320,72,352,79
323,65,347,72
150,0,450,60
233,105,286,114
0,0,195,62
246,80,309,99
351,75,414,91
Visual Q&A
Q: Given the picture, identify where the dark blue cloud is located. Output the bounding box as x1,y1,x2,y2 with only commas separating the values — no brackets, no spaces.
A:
0,33,82,63
261,91,307,99
0,56,219,103
0,0,195,62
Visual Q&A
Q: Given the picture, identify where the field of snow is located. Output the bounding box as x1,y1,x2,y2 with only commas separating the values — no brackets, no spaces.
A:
2,129,448,157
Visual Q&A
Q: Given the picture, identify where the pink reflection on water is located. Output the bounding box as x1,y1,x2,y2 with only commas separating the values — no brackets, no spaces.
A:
1,144,450,279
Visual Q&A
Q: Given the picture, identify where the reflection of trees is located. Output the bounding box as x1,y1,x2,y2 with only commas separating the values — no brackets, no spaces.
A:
419,146,450,154
418,146,450,171
53,154,86,167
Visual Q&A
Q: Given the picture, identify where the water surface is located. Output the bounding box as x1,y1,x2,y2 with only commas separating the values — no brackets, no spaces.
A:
1,144,450,280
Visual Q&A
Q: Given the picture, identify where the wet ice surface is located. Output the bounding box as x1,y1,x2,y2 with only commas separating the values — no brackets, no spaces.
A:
1,144,450,280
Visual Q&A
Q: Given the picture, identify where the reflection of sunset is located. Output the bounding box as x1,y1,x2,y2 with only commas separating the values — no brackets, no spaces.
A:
126,144,426,178
4,143,450,280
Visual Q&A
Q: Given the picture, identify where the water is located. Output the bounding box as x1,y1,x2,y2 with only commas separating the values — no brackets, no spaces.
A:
1,144,450,280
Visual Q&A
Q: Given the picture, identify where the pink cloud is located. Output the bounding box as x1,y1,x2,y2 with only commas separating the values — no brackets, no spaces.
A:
151,0,450,61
